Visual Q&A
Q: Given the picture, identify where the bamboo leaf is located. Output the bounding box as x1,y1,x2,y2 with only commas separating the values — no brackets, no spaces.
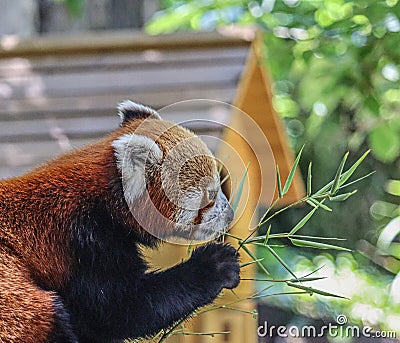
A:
331,152,349,195
220,173,230,186
307,198,332,211
286,282,349,299
276,165,283,198
315,150,370,196
251,242,287,248
266,246,298,281
230,289,239,298
339,171,375,190
290,234,346,241
289,276,327,283
222,306,258,315
289,206,318,235
251,285,275,298
338,150,371,186
283,145,304,195
217,155,229,174
301,265,326,278
241,276,326,282
290,238,351,251
252,291,309,300
240,258,264,268
231,163,249,213
306,199,318,208
264,225,271,245
245,233,345,244
329,190,358,202
307,161,312,196
252,309,258,319
241,244,271,276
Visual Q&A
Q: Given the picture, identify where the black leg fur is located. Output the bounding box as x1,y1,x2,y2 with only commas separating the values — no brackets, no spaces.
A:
63,243,239,342
46,297,79,343
60,204,240,342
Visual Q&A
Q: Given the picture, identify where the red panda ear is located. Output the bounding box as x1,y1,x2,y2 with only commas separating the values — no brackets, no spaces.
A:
112,134,163,204
117,100,161,126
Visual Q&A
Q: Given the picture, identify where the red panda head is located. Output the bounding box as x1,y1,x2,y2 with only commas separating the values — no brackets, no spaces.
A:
111,101,234,243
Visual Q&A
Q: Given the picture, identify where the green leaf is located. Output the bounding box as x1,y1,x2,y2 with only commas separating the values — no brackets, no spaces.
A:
290,234,346,241
289,276,327,283
252,291,309,300
307,162,312,196
338,150,371,186
315,150,370,195
240,258,264,268
307,198,332,211
242,276,326,282
266,246,298,281
377,217,400,251
251,242,287,248
286,282,349,299
289,206,318,235
276,165,283,198
290,238,351,251
364,95,380,115
252,309,258,319
218,155,230,174
231,163,249,213
386,179,400,196
264,225,271,245
283,145,304,195
329,190,358,201
339,171,375,190
244,233,346,244
187,242,194,258
241,245,271,276
369,125,400,163
331,152,349,195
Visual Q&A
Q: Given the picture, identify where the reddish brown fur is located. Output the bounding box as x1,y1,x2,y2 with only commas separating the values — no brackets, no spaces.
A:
0,246,55,342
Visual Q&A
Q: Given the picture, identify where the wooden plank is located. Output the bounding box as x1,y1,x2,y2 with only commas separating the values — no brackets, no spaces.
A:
0,64,243,100
0,120,223,166
0,30,253,59
0,138,96,168
0,116,118,139
0,86,236,118
0,119,224,143
0,104,232,127
0,47,249,73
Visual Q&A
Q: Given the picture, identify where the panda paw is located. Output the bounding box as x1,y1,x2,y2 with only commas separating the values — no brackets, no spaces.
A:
189,243,240,290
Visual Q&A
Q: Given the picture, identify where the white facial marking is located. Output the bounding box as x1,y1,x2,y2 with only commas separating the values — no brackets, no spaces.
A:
112,133,163,206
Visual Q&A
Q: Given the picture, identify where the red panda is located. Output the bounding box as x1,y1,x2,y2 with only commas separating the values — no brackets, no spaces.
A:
0,101,240,343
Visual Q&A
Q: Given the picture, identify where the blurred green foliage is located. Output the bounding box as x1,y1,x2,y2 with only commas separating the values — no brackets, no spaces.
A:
148,1,400,165
147,0,400,333
50,0,85,16
147,0,400,245
256,246,400,334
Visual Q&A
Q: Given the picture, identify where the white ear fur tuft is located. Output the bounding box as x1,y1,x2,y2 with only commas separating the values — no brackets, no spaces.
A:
112,134,163,205
117,100,161,125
